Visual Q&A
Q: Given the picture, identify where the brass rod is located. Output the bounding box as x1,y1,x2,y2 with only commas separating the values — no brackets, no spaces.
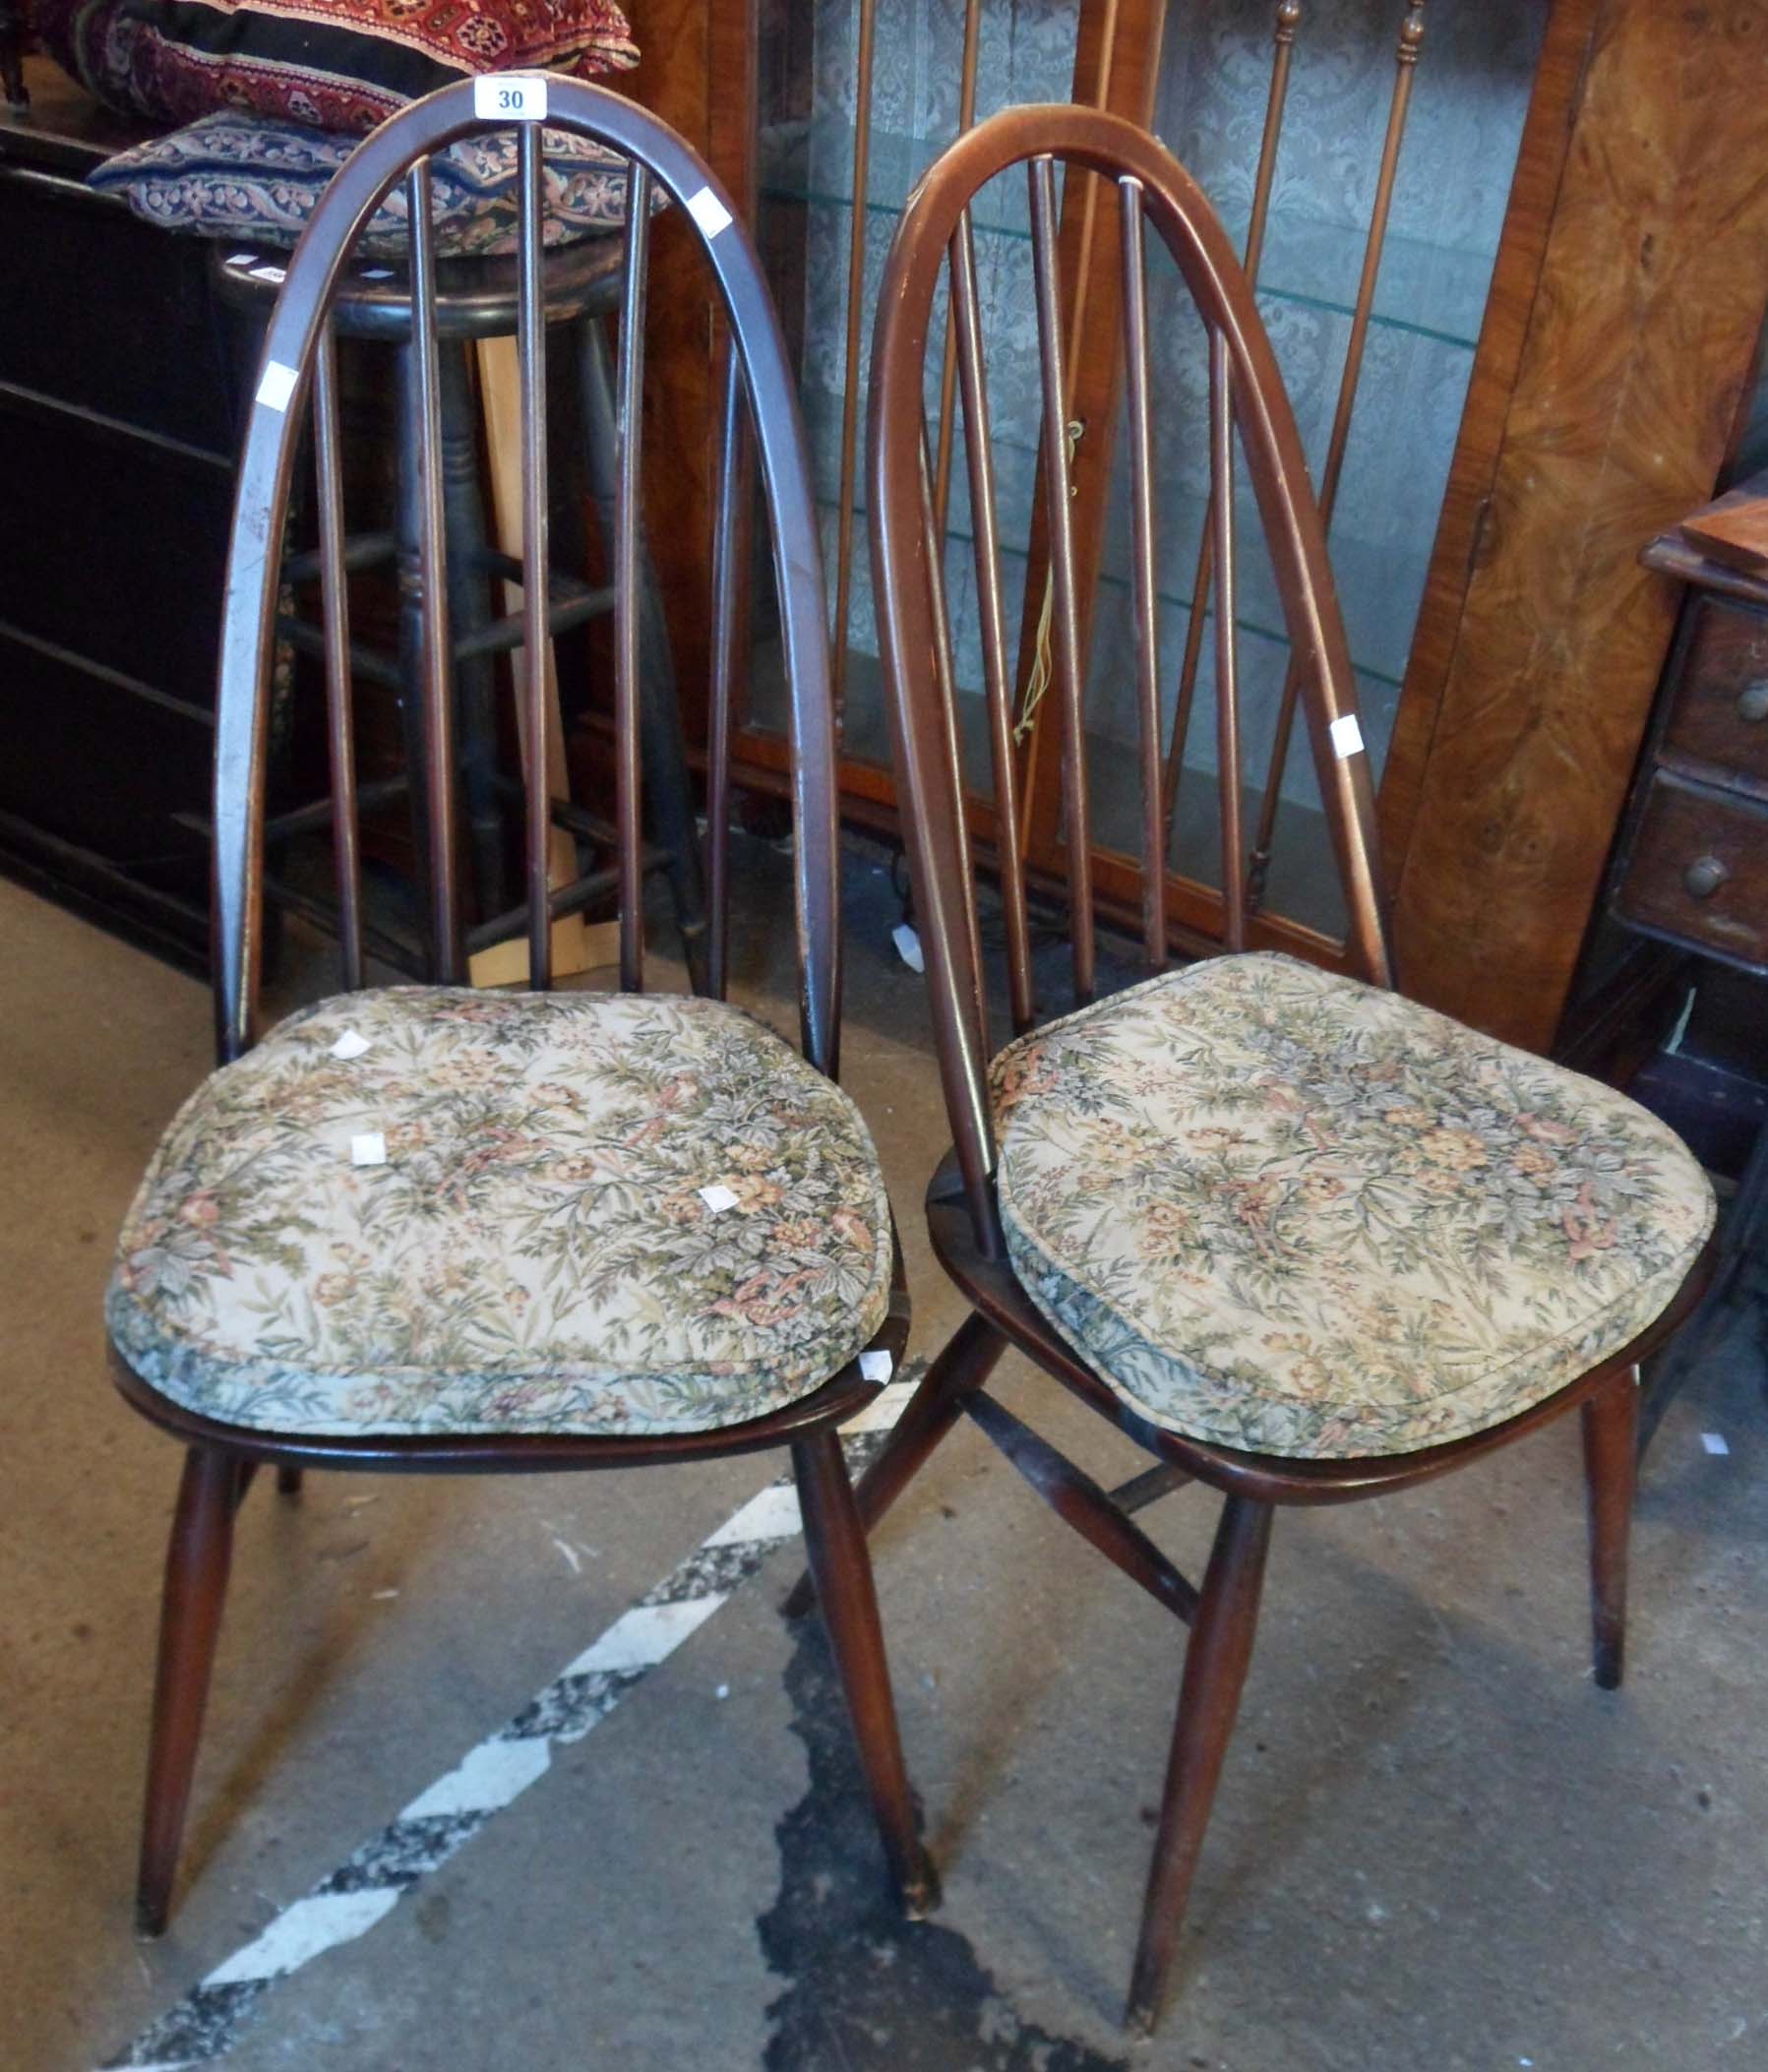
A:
1209,331,1246,952
829,0,880,731
1161,0,1303,851
1118,177,1164,975
312,329,363,993
1248,1,1426,912
517,120,553,992
1029,152,1094,1005
932,0,986,537
407,156,461,983
706,338,745,1003
615,163,653,995
952,213,1036,1033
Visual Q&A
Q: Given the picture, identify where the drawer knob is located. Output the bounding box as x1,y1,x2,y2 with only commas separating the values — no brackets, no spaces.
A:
1738,680,1768,723
1683,854,1730,900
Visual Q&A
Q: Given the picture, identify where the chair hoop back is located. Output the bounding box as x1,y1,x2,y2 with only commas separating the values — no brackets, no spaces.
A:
213,76,840,1078
868,104,1395,1232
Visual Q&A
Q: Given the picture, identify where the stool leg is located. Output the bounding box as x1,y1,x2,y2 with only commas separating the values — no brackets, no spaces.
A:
395,341,440,971
577,317,710,991
438,343,507,926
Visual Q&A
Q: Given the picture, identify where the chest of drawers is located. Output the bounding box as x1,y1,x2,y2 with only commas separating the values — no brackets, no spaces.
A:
1616,518,1768,977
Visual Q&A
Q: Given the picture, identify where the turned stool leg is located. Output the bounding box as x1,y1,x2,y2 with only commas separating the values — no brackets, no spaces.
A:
438,342,507,925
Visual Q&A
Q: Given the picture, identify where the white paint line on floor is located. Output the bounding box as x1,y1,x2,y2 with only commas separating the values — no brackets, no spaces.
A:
98,1372,918,2072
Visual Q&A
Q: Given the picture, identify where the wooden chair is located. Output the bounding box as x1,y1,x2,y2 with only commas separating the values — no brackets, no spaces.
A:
851,104,1718,2035
106,75,936,1938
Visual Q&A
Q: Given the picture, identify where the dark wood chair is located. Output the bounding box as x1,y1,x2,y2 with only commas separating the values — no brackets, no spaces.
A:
847,104,1718,2035
106,75,936,1938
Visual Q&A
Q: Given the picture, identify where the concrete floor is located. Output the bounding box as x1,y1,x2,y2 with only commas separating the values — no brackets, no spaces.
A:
4,852,1766,2072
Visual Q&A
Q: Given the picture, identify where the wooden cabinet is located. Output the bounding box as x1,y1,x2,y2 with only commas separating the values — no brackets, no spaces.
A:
629,0,1768,1052
0,62,237,966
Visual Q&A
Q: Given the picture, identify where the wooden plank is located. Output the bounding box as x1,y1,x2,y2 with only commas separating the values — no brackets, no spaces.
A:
583,0,754,776
1385,0,1768,1051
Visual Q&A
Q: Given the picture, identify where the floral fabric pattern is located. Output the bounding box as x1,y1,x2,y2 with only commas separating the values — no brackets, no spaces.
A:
38,0,637,136
89,109,639,258
991,955,1713,1460
108,988,892,1439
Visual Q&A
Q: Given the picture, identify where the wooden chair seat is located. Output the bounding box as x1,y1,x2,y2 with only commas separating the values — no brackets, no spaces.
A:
107,985,891,1440
991,952,1714,1460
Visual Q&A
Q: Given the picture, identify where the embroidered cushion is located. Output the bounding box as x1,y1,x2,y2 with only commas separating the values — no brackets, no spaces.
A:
991,954,1714,1461
107,989,892,1439
38,0,637,136
89,108,636,257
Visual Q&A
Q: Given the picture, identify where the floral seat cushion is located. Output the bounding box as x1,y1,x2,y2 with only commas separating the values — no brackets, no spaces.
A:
107,989,892,1439
990,955,1714,1461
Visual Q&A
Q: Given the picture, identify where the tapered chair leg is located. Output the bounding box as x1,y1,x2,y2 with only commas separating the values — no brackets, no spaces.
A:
792,1430,940,1919
1583,1366,1640,1690
1127,1493,1274,2038
783,1310,1006,1617
136,1445,240,1938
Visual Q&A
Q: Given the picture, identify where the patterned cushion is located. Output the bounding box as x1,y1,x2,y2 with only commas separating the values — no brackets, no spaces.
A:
106,989,892,1439
39,0,637,136
89,109,637,257
991,955,1714,1461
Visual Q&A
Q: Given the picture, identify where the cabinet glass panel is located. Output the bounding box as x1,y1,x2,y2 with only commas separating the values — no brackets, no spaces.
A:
752,0,1545,942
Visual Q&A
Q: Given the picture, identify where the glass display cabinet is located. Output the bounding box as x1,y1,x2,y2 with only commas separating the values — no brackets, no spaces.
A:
738,0,1546,958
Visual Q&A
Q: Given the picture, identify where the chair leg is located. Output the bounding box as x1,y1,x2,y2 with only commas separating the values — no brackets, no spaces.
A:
781,1310,1006,1618
276,1466,304,1497
792,1430,940,1920
136,1445,240,1938
1127,1493,1274,2038
1583,1366,1640,1691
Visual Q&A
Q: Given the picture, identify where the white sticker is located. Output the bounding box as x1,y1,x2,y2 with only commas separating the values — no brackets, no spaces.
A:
256,360,300,413
1329,713,1365,760
350,1131,388,1168
699,1184,739,1213
474,73,548,121
1701,1432,1730,1456
687,185,734,239
858,1350,894,1383
891,922,925,975
331,1029,372,1061
249,264,288,284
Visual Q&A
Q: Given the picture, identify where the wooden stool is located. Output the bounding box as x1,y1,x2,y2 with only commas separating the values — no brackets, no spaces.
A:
213,234,708,986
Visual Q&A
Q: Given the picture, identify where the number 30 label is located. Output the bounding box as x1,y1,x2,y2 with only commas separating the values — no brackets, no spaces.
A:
474,74,548,120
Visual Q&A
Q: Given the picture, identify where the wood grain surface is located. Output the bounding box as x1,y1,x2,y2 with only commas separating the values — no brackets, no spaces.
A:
1385,0,1768,1050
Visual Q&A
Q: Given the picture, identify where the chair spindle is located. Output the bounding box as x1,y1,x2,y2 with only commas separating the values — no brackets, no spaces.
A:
614,163,652,995
1027,153,1094,1006
516,121,554,991
950,212,1035,1034
706,336,745,1003
1118,175,1165,976
406,155,462,982
1208,330,1246,952
312,327,364,992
